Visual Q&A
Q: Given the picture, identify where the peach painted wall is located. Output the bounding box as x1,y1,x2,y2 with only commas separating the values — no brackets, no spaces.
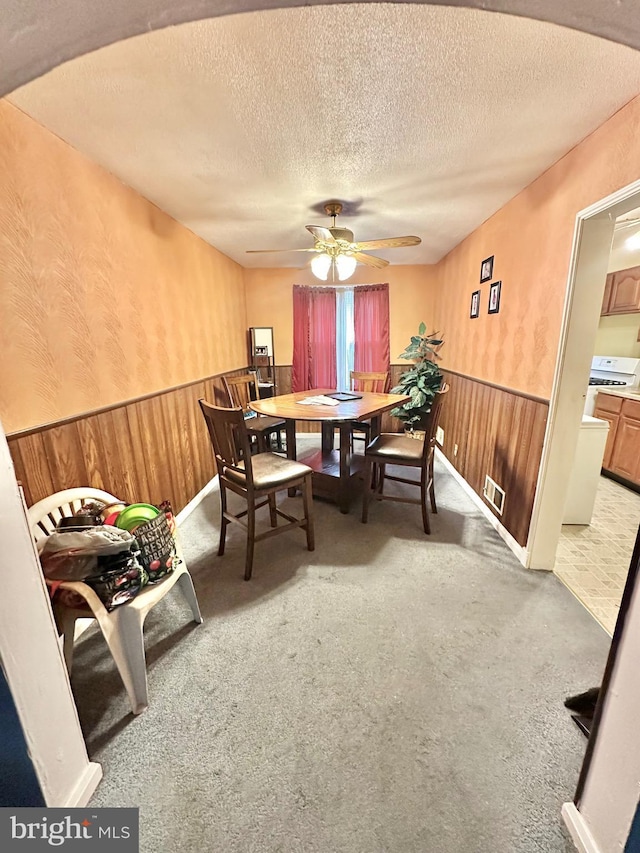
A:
244,264,438,365
432,94,640,400
0,101,247,434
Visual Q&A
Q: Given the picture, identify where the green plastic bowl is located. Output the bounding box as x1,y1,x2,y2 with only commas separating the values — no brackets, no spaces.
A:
115,503,160,532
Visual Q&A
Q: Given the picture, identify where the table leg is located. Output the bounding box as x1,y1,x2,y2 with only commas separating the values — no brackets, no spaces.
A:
321,422,334,453
369,414,382,439
338,421,352,514
368,414,382,491
286,419,297,496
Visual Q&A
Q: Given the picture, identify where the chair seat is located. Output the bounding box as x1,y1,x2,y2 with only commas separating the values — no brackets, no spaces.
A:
224,452,312,490
365,432,424,463
247,415,285,433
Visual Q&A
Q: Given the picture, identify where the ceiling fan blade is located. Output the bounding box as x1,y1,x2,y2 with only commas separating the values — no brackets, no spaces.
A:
353,251,389,269
353,236,421,250
246,248,318,253
306,225,336,243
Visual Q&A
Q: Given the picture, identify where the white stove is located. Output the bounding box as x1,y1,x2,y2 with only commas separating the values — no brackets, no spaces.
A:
584,356,640,415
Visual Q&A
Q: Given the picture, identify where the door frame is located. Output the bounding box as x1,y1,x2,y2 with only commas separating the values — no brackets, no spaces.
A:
527,177,640,569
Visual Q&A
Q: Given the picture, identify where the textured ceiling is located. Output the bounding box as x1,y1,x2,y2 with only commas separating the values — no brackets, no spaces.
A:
10,4,640,268
5,0,640,101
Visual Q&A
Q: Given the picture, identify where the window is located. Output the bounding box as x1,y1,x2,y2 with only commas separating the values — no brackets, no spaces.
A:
292,283,389,392
335,288,355,391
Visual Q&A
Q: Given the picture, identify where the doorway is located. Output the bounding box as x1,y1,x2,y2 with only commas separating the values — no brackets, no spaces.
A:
527,178,640,633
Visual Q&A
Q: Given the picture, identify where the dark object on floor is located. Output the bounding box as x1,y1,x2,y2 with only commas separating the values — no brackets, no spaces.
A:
571,714,593,738
564,686,600,716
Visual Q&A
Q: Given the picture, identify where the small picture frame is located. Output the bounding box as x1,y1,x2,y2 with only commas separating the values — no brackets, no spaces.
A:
488,280,502,314
480,256,494,283
470,290,480,319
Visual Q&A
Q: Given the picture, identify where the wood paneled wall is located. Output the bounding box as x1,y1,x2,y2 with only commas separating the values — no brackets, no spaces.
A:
10,364,547,547
7,370,245,510
437,370,549,547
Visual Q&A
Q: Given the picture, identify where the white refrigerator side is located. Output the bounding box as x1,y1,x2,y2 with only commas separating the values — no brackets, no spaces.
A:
563,416,609,525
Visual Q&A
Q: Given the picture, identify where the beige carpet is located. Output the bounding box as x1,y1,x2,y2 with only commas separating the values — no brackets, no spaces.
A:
74,439,607,852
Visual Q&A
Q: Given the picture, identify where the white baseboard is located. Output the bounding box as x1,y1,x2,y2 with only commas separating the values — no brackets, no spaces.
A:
436,448,532,568
60,761,103,807
176,476,218,526
562,803,603,853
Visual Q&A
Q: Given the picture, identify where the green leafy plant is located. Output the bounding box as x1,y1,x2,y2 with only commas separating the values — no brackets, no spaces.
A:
390,323,444,429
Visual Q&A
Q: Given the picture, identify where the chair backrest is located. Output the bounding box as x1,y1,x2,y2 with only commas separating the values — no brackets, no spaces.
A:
424,383,449,448
408,383,450,466
224,374,260,413
28,487,121,543
198,399,254,482
350,370,388,393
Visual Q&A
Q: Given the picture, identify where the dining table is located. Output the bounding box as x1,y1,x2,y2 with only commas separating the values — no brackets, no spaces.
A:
250,388,410,513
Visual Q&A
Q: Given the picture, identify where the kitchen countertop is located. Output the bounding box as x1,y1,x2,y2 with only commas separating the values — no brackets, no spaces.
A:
594,386,640,401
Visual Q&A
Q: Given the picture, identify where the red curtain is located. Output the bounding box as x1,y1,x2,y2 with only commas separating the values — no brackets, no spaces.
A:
292,285,310,392
292,286,337,391
354,284,390,383
309,287,337,388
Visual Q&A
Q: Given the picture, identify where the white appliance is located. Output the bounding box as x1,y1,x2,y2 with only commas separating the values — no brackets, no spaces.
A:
563,415,610,524
584,356,640,416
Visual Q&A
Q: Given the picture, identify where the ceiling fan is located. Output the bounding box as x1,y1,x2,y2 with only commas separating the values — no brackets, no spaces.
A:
246,201,421,281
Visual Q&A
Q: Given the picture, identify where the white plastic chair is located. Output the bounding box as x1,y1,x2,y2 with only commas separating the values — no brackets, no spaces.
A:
28,487,203,715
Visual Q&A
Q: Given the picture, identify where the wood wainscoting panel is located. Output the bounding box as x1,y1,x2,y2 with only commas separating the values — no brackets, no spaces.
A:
438,370,549,547
274,364,293,397
7,369,244,510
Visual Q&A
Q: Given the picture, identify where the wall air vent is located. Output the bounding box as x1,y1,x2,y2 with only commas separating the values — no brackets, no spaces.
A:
483,475,505,515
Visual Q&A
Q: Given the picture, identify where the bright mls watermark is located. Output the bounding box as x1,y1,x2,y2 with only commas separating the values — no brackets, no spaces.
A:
0,809,138,850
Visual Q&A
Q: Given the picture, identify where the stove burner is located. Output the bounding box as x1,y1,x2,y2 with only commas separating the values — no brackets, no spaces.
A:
588,378,626,386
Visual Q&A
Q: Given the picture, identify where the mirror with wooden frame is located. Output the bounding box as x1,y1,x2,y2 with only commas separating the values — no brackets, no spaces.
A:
248,327,276,394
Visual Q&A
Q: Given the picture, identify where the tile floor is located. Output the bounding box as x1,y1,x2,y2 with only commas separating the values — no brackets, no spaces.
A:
554,475,640,635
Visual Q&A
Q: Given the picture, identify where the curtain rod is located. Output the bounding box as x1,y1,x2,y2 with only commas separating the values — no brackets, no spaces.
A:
295,283,389,290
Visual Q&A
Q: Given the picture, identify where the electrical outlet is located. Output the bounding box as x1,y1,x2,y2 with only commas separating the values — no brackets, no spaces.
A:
436,426,444,445
454,443,458,457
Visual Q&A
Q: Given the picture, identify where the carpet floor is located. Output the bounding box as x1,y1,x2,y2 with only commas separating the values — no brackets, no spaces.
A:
76,439,609,852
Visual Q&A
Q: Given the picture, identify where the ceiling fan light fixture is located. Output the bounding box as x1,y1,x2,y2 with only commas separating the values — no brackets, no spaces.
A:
247,199,420,275
335,253,357,281
311,252,332,280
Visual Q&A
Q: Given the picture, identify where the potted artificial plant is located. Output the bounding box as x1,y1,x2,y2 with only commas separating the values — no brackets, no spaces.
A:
390,324,444,431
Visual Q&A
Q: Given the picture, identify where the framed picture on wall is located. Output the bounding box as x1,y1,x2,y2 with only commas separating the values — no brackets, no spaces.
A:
480,255,494,283
470,290,480,319
488,280,502,314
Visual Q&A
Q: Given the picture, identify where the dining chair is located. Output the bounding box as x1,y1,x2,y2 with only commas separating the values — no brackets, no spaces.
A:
223,373,285,453
349,370,389,450
28,487,202,715
199,399,315,580
361,384,449,533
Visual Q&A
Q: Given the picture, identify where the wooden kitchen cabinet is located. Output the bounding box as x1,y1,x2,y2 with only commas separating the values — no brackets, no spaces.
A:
593,409,620,470
594,393,640,486
601,266,640,315
601,274,613,315
610,417,640,482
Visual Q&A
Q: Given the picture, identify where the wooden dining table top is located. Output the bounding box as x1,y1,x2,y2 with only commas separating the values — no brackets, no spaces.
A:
250,389,410,422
